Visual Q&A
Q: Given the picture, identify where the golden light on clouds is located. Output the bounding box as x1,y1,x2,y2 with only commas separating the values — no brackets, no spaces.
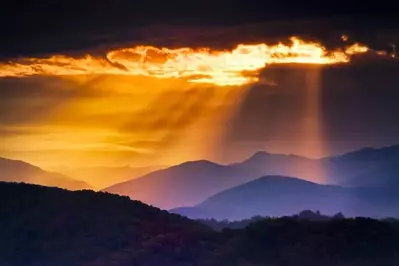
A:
0,37,370,86
0,36,389,173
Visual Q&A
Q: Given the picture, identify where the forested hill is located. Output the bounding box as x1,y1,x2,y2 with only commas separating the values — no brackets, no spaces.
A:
0,182,217,266
215,217,399,266
1,182,399,266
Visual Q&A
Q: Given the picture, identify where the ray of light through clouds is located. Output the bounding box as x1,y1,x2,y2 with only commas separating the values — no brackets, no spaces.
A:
0,35,389,179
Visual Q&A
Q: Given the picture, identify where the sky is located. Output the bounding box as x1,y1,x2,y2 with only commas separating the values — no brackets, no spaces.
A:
1,2,399,168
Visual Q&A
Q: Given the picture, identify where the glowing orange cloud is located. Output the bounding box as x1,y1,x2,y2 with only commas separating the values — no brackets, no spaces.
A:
0,37,371,86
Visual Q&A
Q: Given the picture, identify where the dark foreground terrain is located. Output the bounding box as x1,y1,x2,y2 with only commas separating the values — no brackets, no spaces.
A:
1,182,399,266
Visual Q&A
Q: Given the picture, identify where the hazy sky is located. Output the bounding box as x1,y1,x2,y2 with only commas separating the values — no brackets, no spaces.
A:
1,3,399,167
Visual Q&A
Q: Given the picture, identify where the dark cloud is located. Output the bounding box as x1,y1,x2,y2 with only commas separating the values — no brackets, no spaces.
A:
224,55,399,157
321,58,399,142
0,1,398,58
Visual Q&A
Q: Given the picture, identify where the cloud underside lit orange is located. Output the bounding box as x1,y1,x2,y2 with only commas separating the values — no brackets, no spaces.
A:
0,36,391,177
0,37,371,86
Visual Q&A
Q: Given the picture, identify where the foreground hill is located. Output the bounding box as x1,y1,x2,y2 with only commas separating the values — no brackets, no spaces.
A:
0,182,215,266
0,157,91,190
172,175,399,220
2,182,399,266
197,210,346,231
215,217,399,266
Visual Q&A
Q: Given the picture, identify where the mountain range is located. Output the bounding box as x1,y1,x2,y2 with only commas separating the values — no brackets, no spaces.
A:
104,145,399,210
51,165,165,190
0,157,91,190
171,175,399,220
104,160,253,209
103,154,326,209
1,145,398,213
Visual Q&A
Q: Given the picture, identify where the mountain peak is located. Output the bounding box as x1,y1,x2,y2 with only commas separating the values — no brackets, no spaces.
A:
241,150,305,165
252,151,271,157
242,151,272,163
175,160,222,169
255,175,316,184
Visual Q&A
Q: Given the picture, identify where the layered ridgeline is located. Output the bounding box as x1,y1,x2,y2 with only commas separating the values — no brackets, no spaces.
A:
1,182,399,266
0,157,91,190
52,165,165,190
3,144,398,210
103,155,324,210
105,145,399,210
325,145,399,187
104,160,254,209
171,175,399,220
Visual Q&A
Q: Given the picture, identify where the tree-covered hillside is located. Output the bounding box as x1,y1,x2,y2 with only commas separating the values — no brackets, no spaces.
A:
0,182,217,266
1,182,399,266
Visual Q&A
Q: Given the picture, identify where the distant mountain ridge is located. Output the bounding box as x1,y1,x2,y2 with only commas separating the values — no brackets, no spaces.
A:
3,145,394,209
171,175,399,220
328,145,399,163
104,144,399,209
105,160,253,209
0,157,91,190
323,144,399,186
52,164,165,190
231,150,325,183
